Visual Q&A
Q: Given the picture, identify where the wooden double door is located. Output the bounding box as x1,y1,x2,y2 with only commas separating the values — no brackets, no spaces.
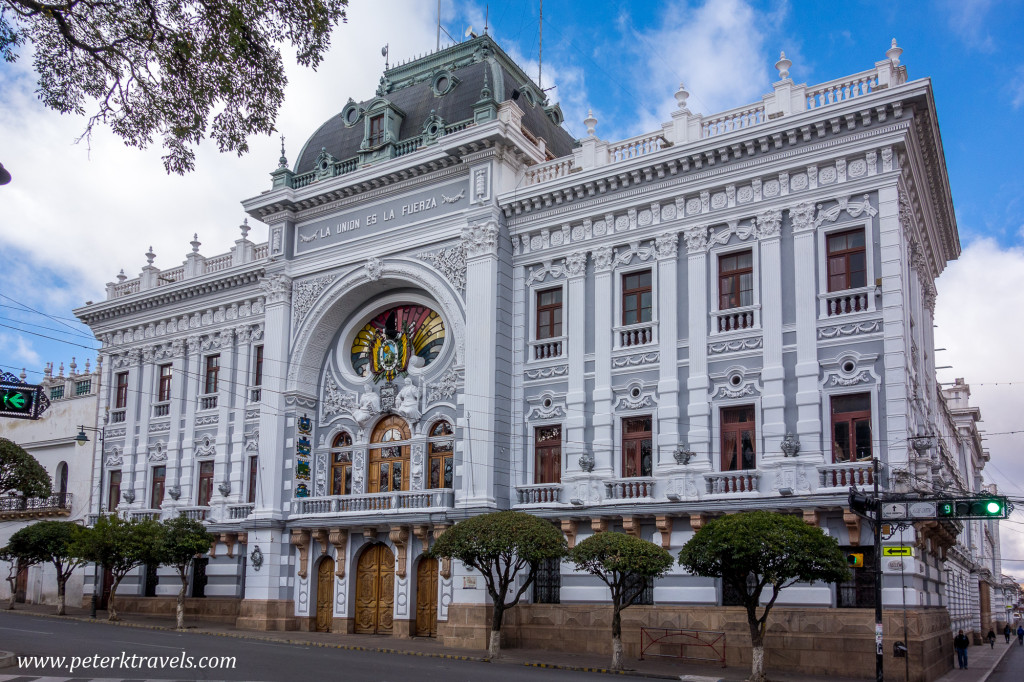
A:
355,544,394,634
415,556,439,637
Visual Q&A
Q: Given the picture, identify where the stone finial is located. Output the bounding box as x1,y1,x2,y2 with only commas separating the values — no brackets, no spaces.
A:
886,38,903,67
116,269,127,282
584,109,597,136
674,82,690,111
57,362,64,377
44,362,52,379
85,359,90,373
240,217,250,240
278,135,288,169
190,233,201,254
19,368,26,381
69,357,77,374
145,246,155,265
775,51,792,80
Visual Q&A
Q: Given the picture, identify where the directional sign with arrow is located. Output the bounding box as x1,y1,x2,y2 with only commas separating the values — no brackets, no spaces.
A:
0,371,49,420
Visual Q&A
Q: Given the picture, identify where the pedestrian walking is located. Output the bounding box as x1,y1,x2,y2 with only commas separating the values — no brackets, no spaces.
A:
987,629,996,648
1005,624,1012,643
1017,625,1023,645
954,629,970,669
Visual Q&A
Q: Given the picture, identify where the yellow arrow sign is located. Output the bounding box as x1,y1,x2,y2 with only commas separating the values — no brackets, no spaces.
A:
883,546,913,556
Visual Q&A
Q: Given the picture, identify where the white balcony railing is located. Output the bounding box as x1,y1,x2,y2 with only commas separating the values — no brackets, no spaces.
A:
199,394,218,410
247,387,262,403
614,321,657,350
515,483,563,505
701,103,766,139
129,509,161,522
818,461,874,489
227,503,255,520
711,304,760,334
524,157,575,186
109,409,126,424
530,336,565,361
607,133,668,163
805,69,879,111
820,286,873,318
292,489,455,516
153,402,170,417
178,506,209,521
604,477,656,500
705,470,760,495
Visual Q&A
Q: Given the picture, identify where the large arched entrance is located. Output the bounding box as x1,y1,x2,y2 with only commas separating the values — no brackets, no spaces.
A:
355,543,395,634
315,557,334,632
415,556,439,637
368,416,410,493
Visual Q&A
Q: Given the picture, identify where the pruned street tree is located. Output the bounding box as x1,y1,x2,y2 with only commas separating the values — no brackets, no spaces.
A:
158,515,213,629
0,0,349,174
677,511,851,682
429,511,566,658
74,515,164,621
6,520,89,615
569,531,674,670
0,545,26,609
0,437,51,499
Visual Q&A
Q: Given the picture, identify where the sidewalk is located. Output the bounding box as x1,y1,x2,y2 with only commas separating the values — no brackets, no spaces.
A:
1,603,1005,682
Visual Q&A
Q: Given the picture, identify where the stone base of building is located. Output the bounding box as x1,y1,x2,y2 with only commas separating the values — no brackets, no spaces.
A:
234,599,298,631
439,604,952,682
111,596,240,624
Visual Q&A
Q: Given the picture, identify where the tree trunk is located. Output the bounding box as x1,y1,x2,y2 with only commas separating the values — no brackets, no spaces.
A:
107,576,121,621
610,603,625,670
489,604,505,659
747,613,766,682
176,573,187,630
5,578,15,610
56,575,66,616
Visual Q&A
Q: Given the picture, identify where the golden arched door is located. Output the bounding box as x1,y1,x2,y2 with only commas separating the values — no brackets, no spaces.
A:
316,557,334,632
355,544,395,634
415,556,438,637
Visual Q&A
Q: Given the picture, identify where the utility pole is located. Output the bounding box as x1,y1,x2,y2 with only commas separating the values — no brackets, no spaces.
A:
873,456,883,682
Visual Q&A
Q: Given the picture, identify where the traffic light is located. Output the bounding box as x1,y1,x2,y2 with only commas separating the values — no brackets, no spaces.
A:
847,553,865,568
849,489,878,516
936,496,1009,519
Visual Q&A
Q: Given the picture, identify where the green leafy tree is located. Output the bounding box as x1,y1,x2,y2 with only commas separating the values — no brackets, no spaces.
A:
0,0,349,174
569,531,674,670
0,545,28,610
429,511,566,658
158,515,213,629
0,437,51,499
74,515,164,621
677,511,851,682
6,520,89,614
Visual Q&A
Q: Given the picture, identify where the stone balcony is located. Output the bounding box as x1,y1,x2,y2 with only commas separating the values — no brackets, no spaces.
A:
291,489,454,518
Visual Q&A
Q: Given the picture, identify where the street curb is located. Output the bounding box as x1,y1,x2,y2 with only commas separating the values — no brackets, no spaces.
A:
0,650,13,669
979,640,1016,682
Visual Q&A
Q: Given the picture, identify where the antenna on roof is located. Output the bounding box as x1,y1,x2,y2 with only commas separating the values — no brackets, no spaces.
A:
465,25,477,39
538,0,543,90
437,0,441,51
485,5,489,35
382,44,389,70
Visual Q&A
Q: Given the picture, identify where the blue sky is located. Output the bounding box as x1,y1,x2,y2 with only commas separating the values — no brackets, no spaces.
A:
2,0,1024,571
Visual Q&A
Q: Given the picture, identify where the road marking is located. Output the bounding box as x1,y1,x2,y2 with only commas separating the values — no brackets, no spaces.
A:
0,625,52,634
111,639,183,650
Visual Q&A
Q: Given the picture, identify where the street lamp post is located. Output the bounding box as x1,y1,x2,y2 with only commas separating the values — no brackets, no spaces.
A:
75,424,104,618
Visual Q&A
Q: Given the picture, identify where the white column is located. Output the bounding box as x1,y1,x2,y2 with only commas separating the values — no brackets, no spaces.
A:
229,326,254,504
255,273,292,519
655,232,680,468
211,328,236,514
179,335,203,504
789,203,822,454
133,347,156,506
757,210,785,459
122,348,144,509
592,246,614,474
878,183,908,474
564,251,588,472
163,340,186,512
683,227,711,468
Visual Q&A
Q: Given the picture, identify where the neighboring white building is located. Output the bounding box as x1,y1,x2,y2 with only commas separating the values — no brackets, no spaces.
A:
71,35,998,680
0,360,100,608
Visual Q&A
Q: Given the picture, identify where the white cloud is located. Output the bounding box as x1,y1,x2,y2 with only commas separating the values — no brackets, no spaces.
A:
0,333,41,369
941,0,996,52
935,237,1024,578
1011,66,1024,110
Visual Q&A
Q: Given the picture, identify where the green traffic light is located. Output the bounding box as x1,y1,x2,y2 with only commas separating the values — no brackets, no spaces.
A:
986,500,1002,515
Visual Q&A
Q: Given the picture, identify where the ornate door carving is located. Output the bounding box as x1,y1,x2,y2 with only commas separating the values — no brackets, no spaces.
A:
316,557,334,632
415,556,438,637
354,543,395,634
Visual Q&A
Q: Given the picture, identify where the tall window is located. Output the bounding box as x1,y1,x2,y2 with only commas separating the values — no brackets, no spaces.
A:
151,466,166,509
536,288,563,340
831,393,872,462
197,461,214,506
369,416,410,493
107,470,122,511
157,364,172,402
247,456,259,504
721,406,756,471
252,346,264,386
330,432,353,496
115,372,128,408
56,462,68,497
718,251,753,309
622,416,653,477
827,229,867,292
204,355,220,394
534,425,562,484
368,114,385,146
534,557,561,604
428,421,454,489
622,271,652,325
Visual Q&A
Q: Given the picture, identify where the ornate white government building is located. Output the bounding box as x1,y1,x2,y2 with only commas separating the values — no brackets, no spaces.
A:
73,35,1001,679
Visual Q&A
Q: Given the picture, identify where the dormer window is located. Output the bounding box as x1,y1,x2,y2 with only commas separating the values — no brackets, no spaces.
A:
431,70,458,96
368,114,386,147
342,101,362,126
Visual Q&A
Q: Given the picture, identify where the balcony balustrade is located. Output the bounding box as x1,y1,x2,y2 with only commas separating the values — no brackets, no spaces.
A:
818,461,874,489
514,483,563,505
705,470,760,495
604,477,656,500
530,337,565,361
292,489,455,516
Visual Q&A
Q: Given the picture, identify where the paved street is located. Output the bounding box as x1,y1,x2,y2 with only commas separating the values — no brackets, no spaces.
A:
0,612,643,682
986,636,1024,682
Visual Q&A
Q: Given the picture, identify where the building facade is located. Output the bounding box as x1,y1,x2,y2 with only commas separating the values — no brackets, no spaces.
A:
1,360,99,607
73,35,998,679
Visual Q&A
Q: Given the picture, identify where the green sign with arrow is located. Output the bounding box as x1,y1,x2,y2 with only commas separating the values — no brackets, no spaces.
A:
0,372,48,420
